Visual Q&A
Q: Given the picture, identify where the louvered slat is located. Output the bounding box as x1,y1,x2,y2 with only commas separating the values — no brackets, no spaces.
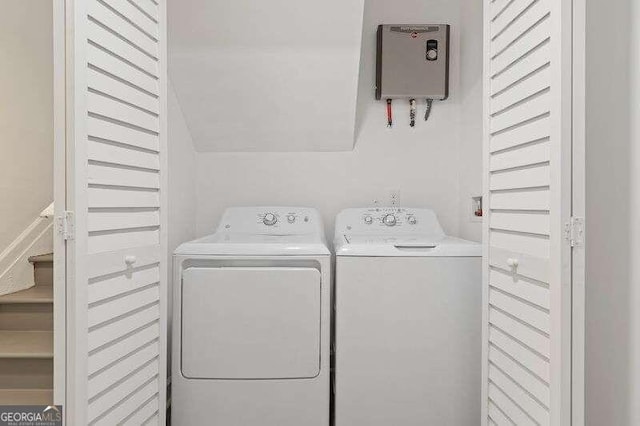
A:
130,0,158,22
490,115,549,152
490,91,550,134
88,117,159,151
491,0,548,54
101,0,159,39
489,307,550,359
88,163,159,189
490,211,550,235
93,380,158,425
488,383,537,426
88,322,160,374
489,365,549,424
88,140,160,170
87,362,159,422
88,285,160,327
88,92,159,133
88,20,158,76
489,288,550,333
490,230,549,258
87,68,159,114
489,268,550,308
490,0,515,21
88,303,160,352
88,210,160,233
121,394,159,425
488,400,514,425
87,44,158,95
490,140,550,171
489,345,550,406
88,0,157,57
490,164,550,190
88,265,160,303
88,341,159,398
490,67,551,115
142,412,160,425
490,0,536,40
491,16,550,77
489,326,550,382
88,228,160,254
490,189,550,212
88,187,160,209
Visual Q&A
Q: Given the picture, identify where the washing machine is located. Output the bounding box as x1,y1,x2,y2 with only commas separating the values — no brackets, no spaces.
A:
172,207,331,426
334,207,482,426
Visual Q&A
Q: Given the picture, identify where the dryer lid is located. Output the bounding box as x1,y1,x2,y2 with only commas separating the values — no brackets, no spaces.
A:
174,232,330,256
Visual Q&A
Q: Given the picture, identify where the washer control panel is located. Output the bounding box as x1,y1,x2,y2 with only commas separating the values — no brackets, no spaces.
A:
217,207,321,235
336,207,445,237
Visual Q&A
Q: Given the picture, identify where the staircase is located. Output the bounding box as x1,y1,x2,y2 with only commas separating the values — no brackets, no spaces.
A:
0,253,53,405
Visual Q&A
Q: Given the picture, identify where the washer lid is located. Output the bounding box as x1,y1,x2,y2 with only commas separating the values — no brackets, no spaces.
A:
336,235,481,257
334,207,480,257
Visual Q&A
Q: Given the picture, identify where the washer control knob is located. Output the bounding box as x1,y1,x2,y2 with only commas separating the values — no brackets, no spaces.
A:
364,216,373,225
383,214,397,227
263,213,278,226
408,216,417,225
287,214,296,224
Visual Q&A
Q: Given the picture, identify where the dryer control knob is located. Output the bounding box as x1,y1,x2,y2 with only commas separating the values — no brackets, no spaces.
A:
287,214,296,223
383,214,397,226
263,213,278,226
408,216,417,225
364,216,373,225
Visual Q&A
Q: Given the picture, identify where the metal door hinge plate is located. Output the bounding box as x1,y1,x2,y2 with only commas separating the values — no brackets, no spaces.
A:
57,211,75,241
565,217,584,247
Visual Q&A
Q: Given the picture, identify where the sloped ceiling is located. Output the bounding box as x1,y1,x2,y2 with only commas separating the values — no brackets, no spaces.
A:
168,0,365,152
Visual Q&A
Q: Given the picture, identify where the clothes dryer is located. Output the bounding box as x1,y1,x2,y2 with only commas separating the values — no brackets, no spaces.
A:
172,207,331,426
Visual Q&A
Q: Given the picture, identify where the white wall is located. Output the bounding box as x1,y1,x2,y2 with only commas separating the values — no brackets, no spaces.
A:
168,0,365,152
168,81,198,260
585,0,640,423
457,0,483,242
0,0,53,252
194,0,484,241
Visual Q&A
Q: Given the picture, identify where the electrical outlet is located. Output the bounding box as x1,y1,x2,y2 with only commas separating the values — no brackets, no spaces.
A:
390,190,401,206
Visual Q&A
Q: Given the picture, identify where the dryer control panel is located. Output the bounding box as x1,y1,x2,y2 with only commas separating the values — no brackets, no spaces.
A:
217,207,324,236
335,207,445,237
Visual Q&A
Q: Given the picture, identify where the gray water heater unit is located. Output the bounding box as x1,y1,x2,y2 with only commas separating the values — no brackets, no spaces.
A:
376,24,450,100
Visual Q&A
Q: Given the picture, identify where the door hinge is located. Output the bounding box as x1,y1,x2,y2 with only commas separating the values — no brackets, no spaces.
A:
564,216,584,247
57,211,75,241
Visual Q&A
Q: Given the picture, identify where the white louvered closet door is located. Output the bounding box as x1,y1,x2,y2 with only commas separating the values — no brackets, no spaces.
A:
482,0,573,425
65,0,167,424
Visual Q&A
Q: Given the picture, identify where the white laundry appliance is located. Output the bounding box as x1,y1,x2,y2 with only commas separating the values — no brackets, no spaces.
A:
333,207,482,426
172,207,331,426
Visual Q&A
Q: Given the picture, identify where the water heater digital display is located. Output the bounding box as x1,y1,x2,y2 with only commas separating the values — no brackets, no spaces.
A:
375,24,450,100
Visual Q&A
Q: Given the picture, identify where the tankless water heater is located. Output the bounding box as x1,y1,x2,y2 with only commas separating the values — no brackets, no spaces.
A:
375,24,450,100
